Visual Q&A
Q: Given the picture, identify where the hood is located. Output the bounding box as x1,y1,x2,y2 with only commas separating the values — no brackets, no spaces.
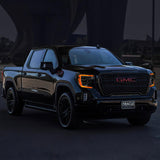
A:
63,64,149,74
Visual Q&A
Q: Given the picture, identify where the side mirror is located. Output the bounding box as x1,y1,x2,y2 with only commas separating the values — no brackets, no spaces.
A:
41,62,55,74
125,62,133,66
141,62,152,69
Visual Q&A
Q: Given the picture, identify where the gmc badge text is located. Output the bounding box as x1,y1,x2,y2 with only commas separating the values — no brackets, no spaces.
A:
2,46,158,128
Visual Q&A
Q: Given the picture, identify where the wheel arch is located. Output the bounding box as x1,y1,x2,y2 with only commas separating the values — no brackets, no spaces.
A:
55,82,76,108
4,80,17,98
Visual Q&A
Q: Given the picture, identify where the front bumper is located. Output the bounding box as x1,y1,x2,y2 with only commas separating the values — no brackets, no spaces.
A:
96,98,157,107
75,87,157,118
76,101,157,118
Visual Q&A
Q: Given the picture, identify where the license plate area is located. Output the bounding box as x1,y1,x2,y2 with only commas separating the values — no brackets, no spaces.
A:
121,101,135,110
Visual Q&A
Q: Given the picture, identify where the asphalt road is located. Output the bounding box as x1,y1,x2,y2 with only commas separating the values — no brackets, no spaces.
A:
0,87,160,160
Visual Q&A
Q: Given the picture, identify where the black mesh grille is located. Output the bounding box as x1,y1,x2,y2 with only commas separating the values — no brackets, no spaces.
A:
99,73,150,96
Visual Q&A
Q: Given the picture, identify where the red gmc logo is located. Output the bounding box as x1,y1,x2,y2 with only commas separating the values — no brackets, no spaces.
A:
116,77,136,83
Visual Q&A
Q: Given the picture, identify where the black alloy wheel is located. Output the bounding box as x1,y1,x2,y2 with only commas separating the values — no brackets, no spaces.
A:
57,92,79,129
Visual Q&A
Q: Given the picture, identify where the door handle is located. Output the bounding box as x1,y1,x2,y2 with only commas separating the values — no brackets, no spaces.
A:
22,72,26,76
38,73,41,77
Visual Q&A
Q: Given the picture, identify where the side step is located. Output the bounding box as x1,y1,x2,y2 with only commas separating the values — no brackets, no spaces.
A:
25,104,56,113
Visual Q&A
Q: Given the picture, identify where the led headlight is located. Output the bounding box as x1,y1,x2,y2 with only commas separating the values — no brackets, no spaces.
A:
149,72,155,87
78,74,94,89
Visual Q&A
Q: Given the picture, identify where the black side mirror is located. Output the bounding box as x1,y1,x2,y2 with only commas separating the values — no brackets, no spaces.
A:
141,62,152,69
41,62,55,74
125,62,133,66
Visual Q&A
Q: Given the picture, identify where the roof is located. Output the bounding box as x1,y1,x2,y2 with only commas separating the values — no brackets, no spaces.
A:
31,45,105,50
32,45,80,50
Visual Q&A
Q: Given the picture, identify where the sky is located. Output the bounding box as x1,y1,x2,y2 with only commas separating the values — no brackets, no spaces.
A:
0,0,160,42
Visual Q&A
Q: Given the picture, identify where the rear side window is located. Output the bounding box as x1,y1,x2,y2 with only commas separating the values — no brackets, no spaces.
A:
29,50,45,69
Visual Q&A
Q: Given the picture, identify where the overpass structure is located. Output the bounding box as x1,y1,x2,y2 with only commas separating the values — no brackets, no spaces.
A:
0,0,128,65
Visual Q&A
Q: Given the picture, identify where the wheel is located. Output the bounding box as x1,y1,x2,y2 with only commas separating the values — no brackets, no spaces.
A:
127,113,151,126
57,92,79,129
6,87,24,115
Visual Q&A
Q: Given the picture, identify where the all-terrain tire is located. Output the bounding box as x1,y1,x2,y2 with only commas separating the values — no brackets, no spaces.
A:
127,113,151,126
57,92,79,129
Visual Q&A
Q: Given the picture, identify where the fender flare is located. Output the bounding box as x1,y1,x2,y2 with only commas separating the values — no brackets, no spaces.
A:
55,82,76,106
4,78,17,91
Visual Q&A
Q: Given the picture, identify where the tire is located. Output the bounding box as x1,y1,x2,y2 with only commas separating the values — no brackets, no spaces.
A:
127,113,151,126
57,92,79,129
6,87,24,115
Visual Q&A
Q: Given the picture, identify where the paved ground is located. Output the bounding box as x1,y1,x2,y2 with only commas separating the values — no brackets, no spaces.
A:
0,86,160,160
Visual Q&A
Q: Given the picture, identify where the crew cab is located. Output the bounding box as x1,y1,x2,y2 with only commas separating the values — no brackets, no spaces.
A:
2,46,158,128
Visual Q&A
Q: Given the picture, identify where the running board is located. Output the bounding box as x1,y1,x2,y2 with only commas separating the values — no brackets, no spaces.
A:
25,104,56,113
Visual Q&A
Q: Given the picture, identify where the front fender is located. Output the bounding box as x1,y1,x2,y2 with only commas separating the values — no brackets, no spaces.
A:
55,81,81,107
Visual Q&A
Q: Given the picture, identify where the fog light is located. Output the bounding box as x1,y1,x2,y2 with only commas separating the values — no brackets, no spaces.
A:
83,93,88,102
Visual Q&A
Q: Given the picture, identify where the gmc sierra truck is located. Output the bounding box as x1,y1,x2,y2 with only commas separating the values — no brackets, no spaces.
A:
2,46,158,128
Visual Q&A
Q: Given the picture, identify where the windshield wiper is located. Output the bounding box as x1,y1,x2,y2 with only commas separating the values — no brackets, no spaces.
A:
89,65,105,68
73,65,106,69
65,64,106,69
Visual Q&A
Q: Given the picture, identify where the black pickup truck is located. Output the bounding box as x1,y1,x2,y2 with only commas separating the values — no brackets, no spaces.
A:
2,46,158,128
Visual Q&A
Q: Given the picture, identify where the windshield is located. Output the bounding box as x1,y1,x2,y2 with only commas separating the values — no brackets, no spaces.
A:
69,47,122,66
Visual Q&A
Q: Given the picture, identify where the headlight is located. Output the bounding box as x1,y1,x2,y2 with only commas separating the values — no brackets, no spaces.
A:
149,72,155,87
78,74,94,89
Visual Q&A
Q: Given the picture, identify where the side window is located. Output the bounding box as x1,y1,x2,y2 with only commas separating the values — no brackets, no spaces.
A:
29,50,45,69
43,49,58,69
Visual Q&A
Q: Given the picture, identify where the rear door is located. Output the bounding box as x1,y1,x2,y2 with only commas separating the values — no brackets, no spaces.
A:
22,49,46,104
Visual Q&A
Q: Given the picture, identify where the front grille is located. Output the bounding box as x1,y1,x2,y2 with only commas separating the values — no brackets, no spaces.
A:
99,73,150,96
